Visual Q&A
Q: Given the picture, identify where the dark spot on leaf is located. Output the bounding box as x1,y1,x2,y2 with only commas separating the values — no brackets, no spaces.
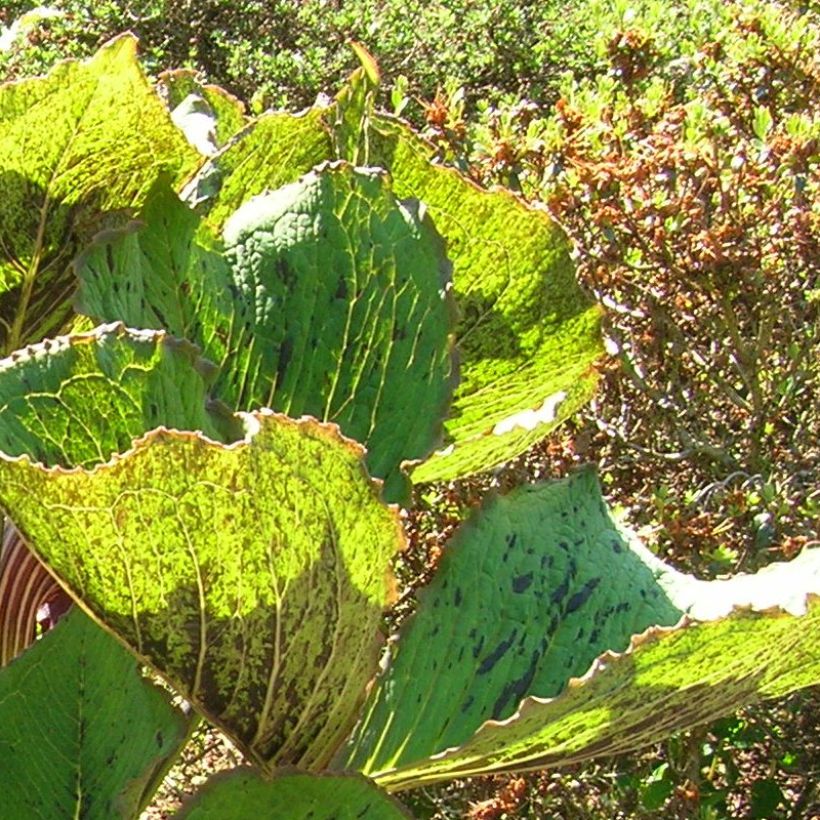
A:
275,257,296,287
612,539,623,554
550,575,570,605
492,647,541,718
512,572,533,593
565,577,601,614
478,630,517,674
461,695,475,713
454,587,462,606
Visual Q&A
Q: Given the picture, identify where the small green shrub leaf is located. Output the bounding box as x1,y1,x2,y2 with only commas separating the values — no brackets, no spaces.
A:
0,34,199,355
178,768,411,819
76,164,456,501
0,607,191,819
340,469,820,788
0,325,405,770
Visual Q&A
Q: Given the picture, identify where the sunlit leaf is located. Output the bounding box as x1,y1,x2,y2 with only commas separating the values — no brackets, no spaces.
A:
0,325,404,770
0,34,198,354
340,469,820,789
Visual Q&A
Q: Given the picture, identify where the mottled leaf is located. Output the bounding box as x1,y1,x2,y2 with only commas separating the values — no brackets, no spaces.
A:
178,768,411,819
365,115,603,482
0,322,237,466
0,34,198,355
76,164,456,501
0,607,191,819
0,325,404,770
183,105,333,226
340,469,820,788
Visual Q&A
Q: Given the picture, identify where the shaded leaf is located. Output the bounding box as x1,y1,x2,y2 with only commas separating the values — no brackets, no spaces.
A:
0,607,190,819
340,469,820,789
0,324,404,770
0,34,198,355
178,768,411,819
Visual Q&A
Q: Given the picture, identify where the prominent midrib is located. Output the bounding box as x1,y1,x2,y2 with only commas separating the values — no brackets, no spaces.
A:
4,77,100,357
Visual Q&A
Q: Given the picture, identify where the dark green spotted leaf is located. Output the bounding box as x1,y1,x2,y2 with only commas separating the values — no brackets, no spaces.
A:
0,34,199,356
178,769,411,819
0,607,191,819
76,164,456,501
0,325,404,770
340,469,820,789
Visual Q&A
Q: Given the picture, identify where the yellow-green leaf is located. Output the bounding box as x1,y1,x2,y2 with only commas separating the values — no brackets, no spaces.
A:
0,35,199,354
0,325,404,770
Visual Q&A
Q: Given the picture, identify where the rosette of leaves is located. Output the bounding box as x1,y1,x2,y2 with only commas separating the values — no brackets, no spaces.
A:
0,37,817,819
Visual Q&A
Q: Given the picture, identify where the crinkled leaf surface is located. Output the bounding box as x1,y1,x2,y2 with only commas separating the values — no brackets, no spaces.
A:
76,164,455,501
181,78,602,481
178,768,410,819
364,115,602,482
0,34,198,355
0,325,404,770
0,607,190,819
340,469,820,789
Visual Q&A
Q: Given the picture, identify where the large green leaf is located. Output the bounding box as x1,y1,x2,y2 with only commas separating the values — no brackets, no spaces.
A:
340,469,820,789
0,607,191,819
0,325,404,770
365,114,603,482
76,164,456,501
178,769,411,819
180,73,603,482
0,34,198,355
